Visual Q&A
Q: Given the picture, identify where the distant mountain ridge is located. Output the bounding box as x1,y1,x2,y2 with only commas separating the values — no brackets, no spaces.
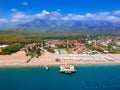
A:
17,18,120,34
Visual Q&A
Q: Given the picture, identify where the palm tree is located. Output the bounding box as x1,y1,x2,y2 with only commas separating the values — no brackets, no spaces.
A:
24,49,29,56
24,45,43,63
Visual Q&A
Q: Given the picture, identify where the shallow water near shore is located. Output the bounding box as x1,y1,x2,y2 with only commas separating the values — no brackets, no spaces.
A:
0,65,120,90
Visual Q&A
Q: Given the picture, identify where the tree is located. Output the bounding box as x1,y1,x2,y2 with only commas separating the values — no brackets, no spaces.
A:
24,45,43,63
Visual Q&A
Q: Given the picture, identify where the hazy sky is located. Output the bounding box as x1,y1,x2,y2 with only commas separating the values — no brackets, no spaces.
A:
0,0,120,28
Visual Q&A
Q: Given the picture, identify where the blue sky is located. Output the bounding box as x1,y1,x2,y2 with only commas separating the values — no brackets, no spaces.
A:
1,0,120,15
0,0,120,28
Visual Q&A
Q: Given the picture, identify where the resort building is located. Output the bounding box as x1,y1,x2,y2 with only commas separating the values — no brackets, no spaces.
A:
48,39,88,54
48,40,66,48
66,40,79,45
74,43,87,54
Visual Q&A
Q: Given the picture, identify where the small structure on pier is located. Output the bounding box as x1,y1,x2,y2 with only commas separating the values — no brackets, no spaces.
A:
59,64,76,73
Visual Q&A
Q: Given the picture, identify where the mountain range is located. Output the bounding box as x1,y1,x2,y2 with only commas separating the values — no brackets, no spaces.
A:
17,18,120,34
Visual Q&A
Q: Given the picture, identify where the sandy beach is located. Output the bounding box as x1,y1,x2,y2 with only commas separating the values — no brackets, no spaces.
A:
0,51,120,67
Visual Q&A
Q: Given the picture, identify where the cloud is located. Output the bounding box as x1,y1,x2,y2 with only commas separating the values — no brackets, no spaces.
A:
114,10,120,14
34,10,63,21
61,14,84,20
11,9,29,21
11,9,31,22
11,18,20,22
85,13,95,17
11,8,17,12
22,2,28,6
61,11,120,22
42,10,50,15
0,18,7,23
35,10,50,19
98,12,110,16
13,12,27,19
92,12,120,22
9,9,120,23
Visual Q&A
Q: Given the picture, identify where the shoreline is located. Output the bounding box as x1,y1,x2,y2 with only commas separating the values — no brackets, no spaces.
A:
0,62,120,67
0,51,120,67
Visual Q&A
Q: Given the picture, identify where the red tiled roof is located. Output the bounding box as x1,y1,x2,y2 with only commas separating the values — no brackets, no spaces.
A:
67,40,78,44
49,40,67,45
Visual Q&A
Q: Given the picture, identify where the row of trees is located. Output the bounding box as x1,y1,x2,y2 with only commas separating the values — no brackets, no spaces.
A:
0,44,24,55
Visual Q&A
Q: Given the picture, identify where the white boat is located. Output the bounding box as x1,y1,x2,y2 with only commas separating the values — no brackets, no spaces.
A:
45,66,48,70
59,65,76,73
44,65,49,70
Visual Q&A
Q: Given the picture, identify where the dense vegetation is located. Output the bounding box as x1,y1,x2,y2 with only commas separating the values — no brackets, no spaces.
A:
0,35,42,44
86,44,104,52
0,30,119,54
0,29,114,40
44,47,55,53
107,45,120,54
0,35,28,44
0,44,24,55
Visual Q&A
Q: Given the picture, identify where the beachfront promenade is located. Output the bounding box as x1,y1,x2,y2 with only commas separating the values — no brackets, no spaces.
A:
61,54,118,62
0,51,120,66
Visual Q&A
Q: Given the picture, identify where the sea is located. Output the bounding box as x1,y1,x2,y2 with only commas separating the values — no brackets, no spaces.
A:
0,65,120,90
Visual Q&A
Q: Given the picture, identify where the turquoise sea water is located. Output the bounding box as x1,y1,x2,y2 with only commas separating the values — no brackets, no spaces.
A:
0,65,120,90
